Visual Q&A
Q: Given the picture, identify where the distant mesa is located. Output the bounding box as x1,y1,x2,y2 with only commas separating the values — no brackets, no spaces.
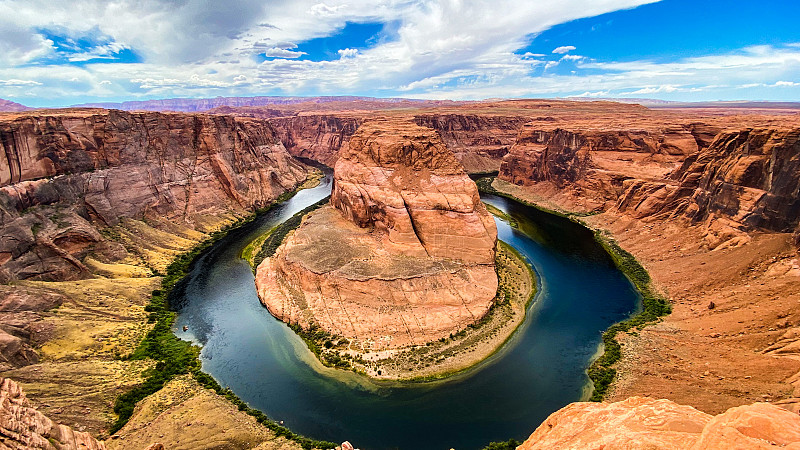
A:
256,119,498,353
0,99,31,112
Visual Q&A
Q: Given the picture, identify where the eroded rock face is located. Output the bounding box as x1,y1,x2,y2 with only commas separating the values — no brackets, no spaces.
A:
270,115,362,167
413,114,527,173
0,109,309,281
0,377,106,449
498,123,713,211
331,119,497,264
257,120,498,350
614,128,800,248
518,397,800,450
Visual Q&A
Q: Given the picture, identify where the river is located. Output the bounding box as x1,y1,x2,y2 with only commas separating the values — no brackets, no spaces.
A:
172,174,639,450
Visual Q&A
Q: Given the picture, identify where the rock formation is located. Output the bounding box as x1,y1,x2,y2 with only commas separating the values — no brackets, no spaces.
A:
0,109,309,282
413,114,527,173
270,115,362,167
498,122,718,211
518,396,800,450
0,377,106,449
257,120,497,350
330,119,497,264
614,128,800,248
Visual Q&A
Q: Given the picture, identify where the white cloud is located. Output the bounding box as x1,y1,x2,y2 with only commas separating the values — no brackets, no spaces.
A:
1,1,799,105
0,79,42,86
337,48,358,58
552,45,576,54
264,47,306,58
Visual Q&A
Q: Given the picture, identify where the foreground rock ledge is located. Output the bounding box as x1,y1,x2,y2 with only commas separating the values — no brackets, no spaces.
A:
519,396,800,450
256,119,498,352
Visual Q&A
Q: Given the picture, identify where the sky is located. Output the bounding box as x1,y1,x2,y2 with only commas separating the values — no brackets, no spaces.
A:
0,0,799,107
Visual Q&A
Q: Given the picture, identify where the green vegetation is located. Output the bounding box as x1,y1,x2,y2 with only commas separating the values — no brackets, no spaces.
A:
587,233,671,401
250,196,330,270
482,439,521,450
476,175,672,402
110,187,337,449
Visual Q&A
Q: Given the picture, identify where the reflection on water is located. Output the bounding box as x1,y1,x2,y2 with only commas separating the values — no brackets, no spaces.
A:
173,175,639,450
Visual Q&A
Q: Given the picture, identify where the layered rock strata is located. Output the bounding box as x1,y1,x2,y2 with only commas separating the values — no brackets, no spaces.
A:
0,377,105,449
413,114,527,173
257,120,497,350
518,396,800,450
614,128,800,248
0,108,309,371
498,122,719,211
270,115,362,167
0,109,308,282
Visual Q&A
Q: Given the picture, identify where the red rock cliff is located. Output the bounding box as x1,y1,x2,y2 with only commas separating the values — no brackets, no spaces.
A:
256,119,498,352
269,115,361,167
0,109,309,282
331,119,497,264
614,128,800,248
0,377,106,449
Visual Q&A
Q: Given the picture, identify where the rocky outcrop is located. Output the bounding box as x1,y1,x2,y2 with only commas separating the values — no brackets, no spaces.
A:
331,119,497,264
0,109,309,282
413,114,527,173
518,396,800,450
614,128,800,248
498,123,716,211
270,115,362,167
257,120,498,351
0,377,105,449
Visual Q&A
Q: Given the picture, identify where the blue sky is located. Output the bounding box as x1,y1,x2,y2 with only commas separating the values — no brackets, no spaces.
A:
0,0,798,107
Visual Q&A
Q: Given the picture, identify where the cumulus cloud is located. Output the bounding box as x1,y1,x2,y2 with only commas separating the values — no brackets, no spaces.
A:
0,0,798,105
552,45,576,54
337,48,358,58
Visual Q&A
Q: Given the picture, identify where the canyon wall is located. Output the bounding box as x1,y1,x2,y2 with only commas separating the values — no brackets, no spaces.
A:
0,109,309,372
498,122,720,211
0,109,308,283
269,115,362,167
614,128,800,245
412,114,527,173
0,377,106,449
268,112,528,174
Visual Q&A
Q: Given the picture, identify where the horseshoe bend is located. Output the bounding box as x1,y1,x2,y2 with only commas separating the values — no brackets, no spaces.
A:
254,120,533,379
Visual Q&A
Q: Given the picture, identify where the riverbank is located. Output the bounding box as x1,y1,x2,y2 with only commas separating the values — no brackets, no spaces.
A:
486,177,800,415
245,195,537,381
478,177,671,401
247,208,536,381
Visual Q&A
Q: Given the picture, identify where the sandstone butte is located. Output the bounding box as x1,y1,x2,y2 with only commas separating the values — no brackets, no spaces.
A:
256,119,498,352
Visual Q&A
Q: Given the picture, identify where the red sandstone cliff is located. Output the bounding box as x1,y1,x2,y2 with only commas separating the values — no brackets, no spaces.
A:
413,114,527,173
498,122,719,211
269,115,362,167
0,109,308,283
614,128,800,248
257,120,498,352
0,377,106,449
